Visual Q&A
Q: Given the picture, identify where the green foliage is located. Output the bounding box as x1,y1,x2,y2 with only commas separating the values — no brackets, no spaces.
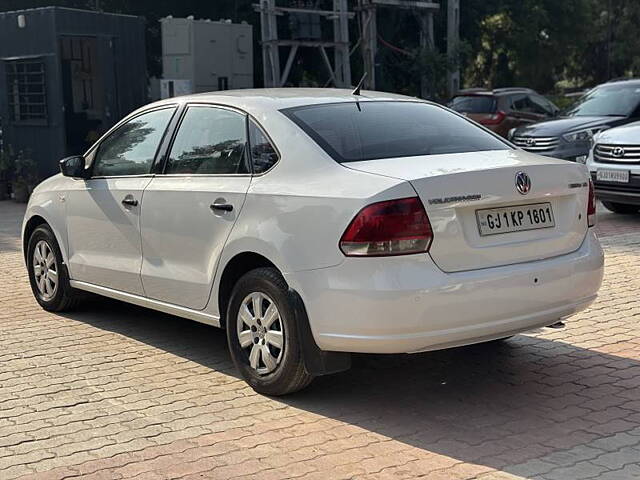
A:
13,149,38,187
460,0,639,93
0,147,15,179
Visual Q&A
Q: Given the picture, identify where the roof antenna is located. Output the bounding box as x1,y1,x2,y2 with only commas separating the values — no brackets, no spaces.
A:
352,72,368,96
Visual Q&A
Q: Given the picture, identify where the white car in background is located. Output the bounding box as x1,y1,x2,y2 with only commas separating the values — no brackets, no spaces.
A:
588,121,640,214
22,89,604,395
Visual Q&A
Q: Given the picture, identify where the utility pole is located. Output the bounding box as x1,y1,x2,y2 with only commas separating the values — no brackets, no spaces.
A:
606,0,612,80
333,0,352,88
417,9,435,98
257,0,281,88
357,0,377,90
446,0,460,96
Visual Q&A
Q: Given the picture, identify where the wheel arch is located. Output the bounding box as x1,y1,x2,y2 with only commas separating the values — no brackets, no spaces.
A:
217,251,279,329
22,214,68,265
216,250,351,377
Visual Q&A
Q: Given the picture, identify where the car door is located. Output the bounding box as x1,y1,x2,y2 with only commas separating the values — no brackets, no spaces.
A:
66,106,177,294
140,104,254,310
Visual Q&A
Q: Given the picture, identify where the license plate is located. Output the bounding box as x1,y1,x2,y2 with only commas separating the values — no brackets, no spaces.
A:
476,203,555,236
596,169,629,183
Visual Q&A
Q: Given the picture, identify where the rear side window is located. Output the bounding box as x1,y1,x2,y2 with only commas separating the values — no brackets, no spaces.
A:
511,94,549,115
530,94,556,115
165,106,249,175
450,95,496,113
248,120,279,173
282,101,510,163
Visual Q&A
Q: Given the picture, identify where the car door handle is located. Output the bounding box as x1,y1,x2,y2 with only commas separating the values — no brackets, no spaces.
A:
122,196,138,207
210,203,233,212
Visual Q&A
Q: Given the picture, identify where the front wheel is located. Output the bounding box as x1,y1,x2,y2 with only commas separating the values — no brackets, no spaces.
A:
601,201,639,214
226,268,313,395
27,225,83,311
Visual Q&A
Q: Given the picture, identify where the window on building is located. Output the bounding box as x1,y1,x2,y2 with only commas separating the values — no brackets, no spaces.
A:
6,59,47,123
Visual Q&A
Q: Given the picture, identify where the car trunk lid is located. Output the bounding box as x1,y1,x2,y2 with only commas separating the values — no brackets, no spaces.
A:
344,149,590,272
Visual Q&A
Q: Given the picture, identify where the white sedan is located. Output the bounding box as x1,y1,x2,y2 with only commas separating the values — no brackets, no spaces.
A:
22,89,604,395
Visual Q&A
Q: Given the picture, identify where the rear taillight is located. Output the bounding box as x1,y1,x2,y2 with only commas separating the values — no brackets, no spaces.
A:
480,110,506,125
587,179,596,227
340,197,433,256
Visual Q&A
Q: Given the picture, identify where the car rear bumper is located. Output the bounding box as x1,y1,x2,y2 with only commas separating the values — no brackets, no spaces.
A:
287,231,604,354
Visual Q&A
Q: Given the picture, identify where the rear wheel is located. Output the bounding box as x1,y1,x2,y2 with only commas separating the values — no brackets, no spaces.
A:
601,201,639,214
27,225,82,312
226,267,313,395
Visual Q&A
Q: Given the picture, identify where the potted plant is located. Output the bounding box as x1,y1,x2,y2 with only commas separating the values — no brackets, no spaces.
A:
12,149,37,203
0,147,15,201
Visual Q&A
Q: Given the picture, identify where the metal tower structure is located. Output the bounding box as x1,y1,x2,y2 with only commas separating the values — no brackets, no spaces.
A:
357,0,440,94
254,0,353,88
357,0,462,98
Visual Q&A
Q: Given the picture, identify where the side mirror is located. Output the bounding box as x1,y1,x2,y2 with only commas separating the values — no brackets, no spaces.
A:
59,155,88,179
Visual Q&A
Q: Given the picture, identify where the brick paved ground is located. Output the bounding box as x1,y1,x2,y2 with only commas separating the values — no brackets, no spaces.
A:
1,200,639,480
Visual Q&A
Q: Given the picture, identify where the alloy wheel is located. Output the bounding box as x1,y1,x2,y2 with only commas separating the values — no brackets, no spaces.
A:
33,240,58,301
236,292,285,375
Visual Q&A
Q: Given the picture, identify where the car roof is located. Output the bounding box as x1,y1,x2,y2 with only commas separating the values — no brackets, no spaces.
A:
454,87,535,97
145,88,420,116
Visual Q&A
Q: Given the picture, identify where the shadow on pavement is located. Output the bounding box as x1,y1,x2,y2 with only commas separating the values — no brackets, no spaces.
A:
60,294,640,476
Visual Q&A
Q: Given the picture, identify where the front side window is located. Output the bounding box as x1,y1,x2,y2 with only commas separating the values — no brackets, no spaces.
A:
165,106,249,175
510,94,529,112
249,120,279,173
282,101,510,163
529,94,556,115
92,108,175,177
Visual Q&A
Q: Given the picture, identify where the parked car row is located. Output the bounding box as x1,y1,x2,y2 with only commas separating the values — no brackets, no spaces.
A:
450,78,640,214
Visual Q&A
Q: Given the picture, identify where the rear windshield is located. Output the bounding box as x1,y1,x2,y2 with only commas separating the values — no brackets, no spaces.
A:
450,95,497,113
282,101,510,163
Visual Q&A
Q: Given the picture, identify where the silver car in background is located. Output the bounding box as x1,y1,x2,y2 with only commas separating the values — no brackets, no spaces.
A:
587,121,640,214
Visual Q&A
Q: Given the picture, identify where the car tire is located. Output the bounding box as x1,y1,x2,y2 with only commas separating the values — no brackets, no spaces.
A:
27,225,83,312
226,267,314,396
601,201,639,214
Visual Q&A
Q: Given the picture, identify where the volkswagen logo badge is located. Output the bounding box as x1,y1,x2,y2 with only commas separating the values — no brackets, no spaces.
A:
526,138,536,147
515,171,531,195
612,146,625,158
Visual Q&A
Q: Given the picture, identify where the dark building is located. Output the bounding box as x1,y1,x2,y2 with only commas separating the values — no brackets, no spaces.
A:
0,7,148,179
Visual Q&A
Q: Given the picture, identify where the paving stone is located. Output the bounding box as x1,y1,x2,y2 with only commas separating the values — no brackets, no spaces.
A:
2,201,640,480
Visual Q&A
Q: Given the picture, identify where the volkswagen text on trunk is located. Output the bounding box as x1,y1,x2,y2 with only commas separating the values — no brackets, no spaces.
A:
22,89,604,395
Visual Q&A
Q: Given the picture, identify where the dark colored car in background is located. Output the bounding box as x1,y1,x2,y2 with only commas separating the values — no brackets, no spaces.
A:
509,79,640,162
449,87,559,138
